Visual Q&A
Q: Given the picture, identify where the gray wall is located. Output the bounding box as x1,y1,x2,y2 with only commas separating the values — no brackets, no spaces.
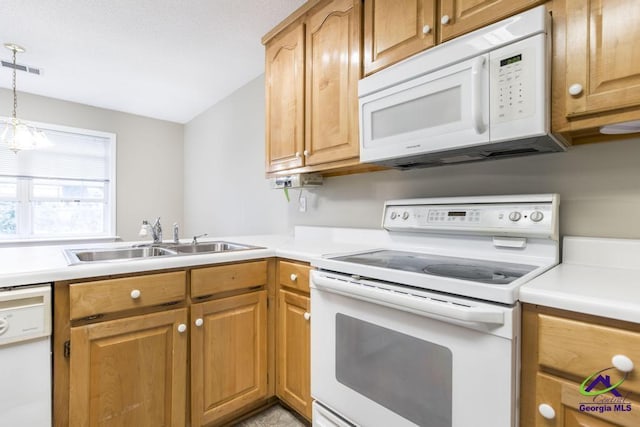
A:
184,75,288,237
184,74,640,240
0,88,184,241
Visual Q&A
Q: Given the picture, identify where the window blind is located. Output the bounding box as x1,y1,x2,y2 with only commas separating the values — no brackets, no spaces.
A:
0,127,111,182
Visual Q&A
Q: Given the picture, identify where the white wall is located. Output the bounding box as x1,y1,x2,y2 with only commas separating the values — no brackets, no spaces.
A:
0,88,184,241
184,75,288,237
185,73,640,240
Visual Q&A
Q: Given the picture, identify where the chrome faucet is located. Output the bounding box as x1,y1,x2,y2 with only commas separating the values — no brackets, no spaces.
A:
173,222,179,244
150,217,163,244
192,233,208,245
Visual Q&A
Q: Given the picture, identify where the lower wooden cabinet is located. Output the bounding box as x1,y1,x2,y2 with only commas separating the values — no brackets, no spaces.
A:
521,304,640,427
191,291,268,426
277,289,311,419
276,260,312,420
69,308,188,427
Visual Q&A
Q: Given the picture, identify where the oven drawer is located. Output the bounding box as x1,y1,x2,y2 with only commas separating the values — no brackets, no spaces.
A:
538,313,640,394
279,260,311,293
69,271,186,320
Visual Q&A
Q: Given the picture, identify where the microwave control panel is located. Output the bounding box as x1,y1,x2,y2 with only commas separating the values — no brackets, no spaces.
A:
492,47,535,123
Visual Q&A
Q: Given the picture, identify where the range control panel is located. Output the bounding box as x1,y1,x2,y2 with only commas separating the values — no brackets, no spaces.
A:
383,196,558,239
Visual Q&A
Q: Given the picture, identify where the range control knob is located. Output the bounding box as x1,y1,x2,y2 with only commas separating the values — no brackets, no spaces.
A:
390,212,398,220
530,210,544,222
0,318,7,335
508,211,522,222
402,211,410,220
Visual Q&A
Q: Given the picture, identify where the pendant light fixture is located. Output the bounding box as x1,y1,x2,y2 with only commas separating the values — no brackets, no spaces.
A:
1,43,51,153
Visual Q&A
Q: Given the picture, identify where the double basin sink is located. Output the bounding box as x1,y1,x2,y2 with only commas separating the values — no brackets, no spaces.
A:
64,241,262,265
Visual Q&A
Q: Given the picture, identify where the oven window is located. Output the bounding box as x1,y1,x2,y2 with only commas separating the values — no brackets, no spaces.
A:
336,314,452,427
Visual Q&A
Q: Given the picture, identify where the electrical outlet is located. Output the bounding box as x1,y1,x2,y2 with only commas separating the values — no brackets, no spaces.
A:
299,196,307,212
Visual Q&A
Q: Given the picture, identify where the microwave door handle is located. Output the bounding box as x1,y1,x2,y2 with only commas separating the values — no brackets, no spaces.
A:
471,56,486,134
312,274,504,325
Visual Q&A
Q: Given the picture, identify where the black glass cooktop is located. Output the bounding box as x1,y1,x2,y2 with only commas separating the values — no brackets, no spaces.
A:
330,250,537,285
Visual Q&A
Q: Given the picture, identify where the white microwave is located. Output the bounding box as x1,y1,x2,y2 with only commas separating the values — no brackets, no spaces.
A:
358,6,566,169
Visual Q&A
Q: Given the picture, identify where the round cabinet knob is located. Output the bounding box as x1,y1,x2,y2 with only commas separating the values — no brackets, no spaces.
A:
538,403,556,420
177,323,187,333
568,83,583,96
402,211,410,220
441,15,450,25
130,289,141,299
612,354,634,373
422,25,431,34
530,211,544,222
194,318,204,327
508,211,522,222
295,152,301,158
390,212,398,220
303,150,309,157
303,312,311,320
290,273,298,281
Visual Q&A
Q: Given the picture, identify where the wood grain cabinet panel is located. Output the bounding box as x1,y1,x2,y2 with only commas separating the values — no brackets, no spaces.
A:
279,260,311,293
190,291,268,426
305,0,361,166
521,305,640,427
439,0,543,42
265,22,306,173
191,261,267,298
277,289,311,419
554,0,640,135
363,0,436,75
69,271,186,320
69,308,188,427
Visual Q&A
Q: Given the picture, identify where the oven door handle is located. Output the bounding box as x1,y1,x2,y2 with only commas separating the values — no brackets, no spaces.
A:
312,274,504,325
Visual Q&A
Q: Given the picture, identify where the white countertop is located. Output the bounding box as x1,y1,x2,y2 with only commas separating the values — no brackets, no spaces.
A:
0,226,376,288
520,236,640,323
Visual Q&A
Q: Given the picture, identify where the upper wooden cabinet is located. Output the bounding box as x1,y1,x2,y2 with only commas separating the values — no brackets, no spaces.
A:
362,0,542,75
552,0,640,142
439,0,543,42
265,22,306,172
363,0,436,75
264,0,362,175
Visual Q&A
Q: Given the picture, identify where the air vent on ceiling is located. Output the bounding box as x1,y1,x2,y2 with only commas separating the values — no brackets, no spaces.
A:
1,59,41,75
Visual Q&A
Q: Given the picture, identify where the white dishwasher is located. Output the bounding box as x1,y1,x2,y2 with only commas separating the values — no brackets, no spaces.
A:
0,284,52,426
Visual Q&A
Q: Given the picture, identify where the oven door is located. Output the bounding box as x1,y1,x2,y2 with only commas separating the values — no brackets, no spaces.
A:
359,54,489,164
310,271,518,427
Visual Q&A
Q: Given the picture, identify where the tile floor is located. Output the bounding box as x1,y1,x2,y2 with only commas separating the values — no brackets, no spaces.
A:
234,404,307,427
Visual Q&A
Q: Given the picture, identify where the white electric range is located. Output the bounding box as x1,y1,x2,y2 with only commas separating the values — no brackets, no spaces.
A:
310,194,560,427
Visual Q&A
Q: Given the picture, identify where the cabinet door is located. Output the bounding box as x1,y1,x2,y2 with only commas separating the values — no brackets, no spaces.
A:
265,22,306,172
277,289,311,419
439,0,543,42
535,373,640,427
69,308,188,427
363,0,436,75
191,291,268,426
563,0,640,120
305,0,361,166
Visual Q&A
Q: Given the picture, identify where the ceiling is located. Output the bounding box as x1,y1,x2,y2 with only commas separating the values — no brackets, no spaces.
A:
0,0,306,123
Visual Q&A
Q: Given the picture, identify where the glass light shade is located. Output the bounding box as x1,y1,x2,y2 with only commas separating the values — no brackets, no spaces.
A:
1,118,52,153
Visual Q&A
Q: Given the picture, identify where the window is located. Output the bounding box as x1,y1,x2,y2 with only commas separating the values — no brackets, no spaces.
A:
0,119,116,241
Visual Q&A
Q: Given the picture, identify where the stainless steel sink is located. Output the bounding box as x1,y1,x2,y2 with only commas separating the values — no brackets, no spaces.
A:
64,240,262,265
172,241,256,254
65,246,177,264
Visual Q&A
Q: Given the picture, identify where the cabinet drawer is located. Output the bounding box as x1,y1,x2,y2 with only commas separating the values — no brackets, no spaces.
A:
279,261,311,293
69,271,186,320
191,261,267,298
538,314,640,394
